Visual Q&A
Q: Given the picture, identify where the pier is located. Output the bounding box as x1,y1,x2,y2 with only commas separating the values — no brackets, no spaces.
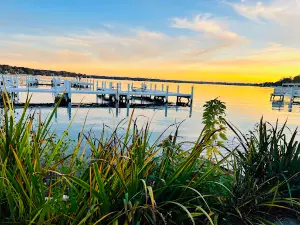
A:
0,74,194,116
270,83,300,110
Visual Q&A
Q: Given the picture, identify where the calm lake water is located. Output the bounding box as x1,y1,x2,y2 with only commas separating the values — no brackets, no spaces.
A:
14,77,300,145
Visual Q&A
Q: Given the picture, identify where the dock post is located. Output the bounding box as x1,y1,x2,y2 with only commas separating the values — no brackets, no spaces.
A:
110,82,113,90
152,84,156,101
16,77,19,103
54,80,70,106
150,83,152,90
96,81,99,104
127,83,130,117
101,81,104,104
164,85,169,117
66,80,72,101
189,85,194,117
166,85,169,103
176,85,180,105
116,83,119,117
54,79,58,96
176,85,180,111
140,83,143,104
289,86,295,110
67,102,72,120
162,84,164,91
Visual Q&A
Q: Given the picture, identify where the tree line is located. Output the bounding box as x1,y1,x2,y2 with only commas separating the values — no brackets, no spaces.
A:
262,75,300,86
0,64,86,78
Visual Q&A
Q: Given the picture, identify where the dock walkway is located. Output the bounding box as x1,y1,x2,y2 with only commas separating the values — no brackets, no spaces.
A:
270,83,300,109
0,74,194,109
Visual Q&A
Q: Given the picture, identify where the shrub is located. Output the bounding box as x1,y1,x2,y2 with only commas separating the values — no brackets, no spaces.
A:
218,119,300,224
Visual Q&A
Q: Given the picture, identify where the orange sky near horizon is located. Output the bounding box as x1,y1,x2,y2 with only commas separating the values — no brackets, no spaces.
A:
4,58,299,83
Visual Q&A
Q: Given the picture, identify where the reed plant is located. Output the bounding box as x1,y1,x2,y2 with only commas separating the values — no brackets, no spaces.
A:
218,120,300,224
0,93,299,224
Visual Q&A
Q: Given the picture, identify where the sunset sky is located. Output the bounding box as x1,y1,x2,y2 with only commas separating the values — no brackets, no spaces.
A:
1,0,300,83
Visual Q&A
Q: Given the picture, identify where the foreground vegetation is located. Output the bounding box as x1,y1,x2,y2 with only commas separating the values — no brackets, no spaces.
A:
0,95,300,224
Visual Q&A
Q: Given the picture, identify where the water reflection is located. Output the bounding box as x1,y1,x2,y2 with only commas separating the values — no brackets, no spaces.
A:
67,103,72,120
10,76,300,143
58,102,184,121
271,101,284,111
270,98,300,113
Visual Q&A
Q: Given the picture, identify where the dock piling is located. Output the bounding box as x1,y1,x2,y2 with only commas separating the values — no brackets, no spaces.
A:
165,86,169,118
176,85,180,105
96,81,99,104
189,85,194,117
16,76,19,103
67,103,71,120
166,85,169,103
116,83,119,117
127,84,130,116
54,79,58,97
176,85,180,111
289,86,295,109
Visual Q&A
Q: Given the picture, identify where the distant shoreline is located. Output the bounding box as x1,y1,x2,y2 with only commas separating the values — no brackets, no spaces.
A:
85,75,261,87
0,64,262,87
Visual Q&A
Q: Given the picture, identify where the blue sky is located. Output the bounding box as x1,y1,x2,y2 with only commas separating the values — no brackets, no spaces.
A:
1,0,230,31
1,0,300,82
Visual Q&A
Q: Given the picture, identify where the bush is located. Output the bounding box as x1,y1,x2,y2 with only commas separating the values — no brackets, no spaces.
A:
218,119,300,224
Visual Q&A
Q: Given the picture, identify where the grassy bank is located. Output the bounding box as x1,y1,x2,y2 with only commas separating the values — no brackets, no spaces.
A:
0,95,299,224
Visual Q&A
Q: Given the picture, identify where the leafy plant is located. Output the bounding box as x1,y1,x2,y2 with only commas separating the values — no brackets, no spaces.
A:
202,98,227,159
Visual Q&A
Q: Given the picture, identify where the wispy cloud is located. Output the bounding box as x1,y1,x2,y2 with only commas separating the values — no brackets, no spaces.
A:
228,0,300,25
171,13,243,41
170,14,247,57
0,16,247,70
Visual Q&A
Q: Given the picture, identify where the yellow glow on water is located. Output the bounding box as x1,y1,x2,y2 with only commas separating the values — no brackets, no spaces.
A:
15,77,300,143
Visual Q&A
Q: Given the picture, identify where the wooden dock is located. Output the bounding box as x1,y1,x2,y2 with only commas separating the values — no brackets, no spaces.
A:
0,74,194,116
270,83,300,110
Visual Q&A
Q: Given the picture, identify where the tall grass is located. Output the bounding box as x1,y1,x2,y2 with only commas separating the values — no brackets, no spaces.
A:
214,119,300,224
0,94,299,224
